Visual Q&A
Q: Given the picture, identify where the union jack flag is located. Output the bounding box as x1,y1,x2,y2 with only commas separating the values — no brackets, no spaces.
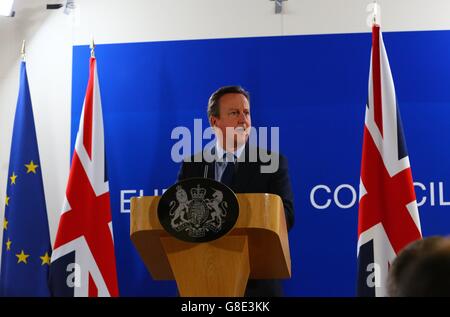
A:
356,25,422,297
49,56,119,296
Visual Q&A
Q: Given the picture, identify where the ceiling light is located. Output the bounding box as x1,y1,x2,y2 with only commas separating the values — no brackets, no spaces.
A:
0,0,15,17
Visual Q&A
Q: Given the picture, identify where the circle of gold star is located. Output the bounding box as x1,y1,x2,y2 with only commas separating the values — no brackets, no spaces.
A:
5,238,12,251
16,250,30,264
40,252,51,266
25,161,39,174
10,172,18,185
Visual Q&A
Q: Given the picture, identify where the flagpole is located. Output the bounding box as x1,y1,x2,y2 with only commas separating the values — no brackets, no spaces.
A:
366,1,380,27
21,40,26,61
372,1,378,26
90,37,95,58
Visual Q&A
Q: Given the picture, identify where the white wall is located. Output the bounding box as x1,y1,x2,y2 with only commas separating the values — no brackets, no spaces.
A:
1,0,450,253
0,0,72,251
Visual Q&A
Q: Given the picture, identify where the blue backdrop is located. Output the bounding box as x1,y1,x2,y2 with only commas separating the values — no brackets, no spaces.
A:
71,30,450,296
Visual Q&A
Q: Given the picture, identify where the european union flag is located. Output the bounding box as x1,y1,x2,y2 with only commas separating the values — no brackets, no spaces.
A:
0,61,52,296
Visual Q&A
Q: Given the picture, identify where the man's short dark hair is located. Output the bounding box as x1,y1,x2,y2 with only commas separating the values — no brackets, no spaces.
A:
387,236,450,296
207,86,250,123
398,248,450,296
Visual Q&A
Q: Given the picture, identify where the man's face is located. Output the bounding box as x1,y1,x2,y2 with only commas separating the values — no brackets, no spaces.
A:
211,93,251,150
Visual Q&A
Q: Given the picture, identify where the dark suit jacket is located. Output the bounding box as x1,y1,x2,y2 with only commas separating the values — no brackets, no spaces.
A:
177,144,295,297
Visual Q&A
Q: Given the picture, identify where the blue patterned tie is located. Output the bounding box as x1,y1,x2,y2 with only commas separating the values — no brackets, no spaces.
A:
220,153,236,187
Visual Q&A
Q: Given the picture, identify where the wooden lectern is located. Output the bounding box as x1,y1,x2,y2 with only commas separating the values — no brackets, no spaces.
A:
130,193,291,297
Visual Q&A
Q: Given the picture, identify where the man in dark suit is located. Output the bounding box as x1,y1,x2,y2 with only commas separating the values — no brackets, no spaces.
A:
177,85,294,296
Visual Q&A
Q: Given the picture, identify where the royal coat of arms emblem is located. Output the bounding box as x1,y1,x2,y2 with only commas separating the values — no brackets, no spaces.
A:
158,178,239,242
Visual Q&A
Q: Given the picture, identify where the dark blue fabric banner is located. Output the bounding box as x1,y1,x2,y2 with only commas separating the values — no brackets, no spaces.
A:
72,30,450,296
1,62,52,296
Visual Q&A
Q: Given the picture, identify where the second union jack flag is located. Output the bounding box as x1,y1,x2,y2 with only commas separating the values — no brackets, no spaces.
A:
356,25,422,297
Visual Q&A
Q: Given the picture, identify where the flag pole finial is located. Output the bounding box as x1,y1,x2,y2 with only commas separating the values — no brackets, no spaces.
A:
366,1,380,27
372,1,377,25
90,37,95,58
21,40,26,61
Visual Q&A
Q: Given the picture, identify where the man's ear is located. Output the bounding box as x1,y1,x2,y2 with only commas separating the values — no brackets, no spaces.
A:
210,116,217,127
